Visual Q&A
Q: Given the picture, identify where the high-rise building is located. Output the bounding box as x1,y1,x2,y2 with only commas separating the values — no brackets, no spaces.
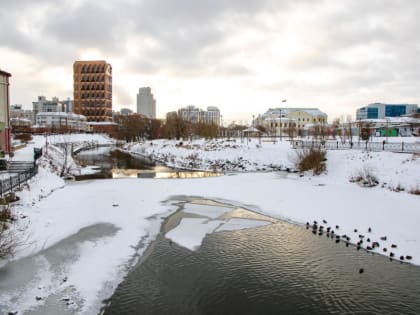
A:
0,69,11,152
73,60,112,122
176,105,221,126
204,106,221,125
136,87,156,118
356,103,418,120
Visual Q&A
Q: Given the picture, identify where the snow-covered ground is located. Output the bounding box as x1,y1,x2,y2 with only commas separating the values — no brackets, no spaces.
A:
0,135,419,314
10,133,115,177
126,138,420,192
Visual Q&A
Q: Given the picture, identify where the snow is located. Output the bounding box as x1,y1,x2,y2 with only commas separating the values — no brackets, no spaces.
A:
0,135,419,314
165,204,273,250
182,203,233,219
166,218,224,251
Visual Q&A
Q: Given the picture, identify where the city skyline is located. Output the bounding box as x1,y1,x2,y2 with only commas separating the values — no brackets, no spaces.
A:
1,1,420,123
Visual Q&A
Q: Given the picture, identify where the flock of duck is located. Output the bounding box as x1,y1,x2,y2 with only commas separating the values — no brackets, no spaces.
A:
306,219,413,272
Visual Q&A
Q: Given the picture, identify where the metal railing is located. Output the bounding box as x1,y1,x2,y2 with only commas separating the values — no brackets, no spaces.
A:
292,140,420,153
0,162,38,196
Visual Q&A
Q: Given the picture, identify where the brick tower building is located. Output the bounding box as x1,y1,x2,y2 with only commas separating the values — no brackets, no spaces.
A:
73,60,112,122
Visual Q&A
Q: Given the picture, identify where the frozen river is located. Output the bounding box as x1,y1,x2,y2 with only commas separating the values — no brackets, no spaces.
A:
102,197,420,315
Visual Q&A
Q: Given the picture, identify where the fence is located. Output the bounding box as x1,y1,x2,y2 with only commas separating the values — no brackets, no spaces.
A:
0,162,38,196
292,140,420,154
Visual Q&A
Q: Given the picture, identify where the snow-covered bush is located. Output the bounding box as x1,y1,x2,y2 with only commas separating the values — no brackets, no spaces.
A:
349,166,379,187
294,148,327,175
409,186,420,195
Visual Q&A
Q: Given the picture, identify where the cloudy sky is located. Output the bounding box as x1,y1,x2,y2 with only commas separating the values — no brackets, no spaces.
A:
1,0,420,123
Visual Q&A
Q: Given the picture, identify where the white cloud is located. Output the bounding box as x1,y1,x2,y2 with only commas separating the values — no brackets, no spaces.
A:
1,0,419,122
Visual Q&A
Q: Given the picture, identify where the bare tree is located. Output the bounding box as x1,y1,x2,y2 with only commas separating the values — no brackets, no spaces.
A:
286,123,297,141
0,206,27,259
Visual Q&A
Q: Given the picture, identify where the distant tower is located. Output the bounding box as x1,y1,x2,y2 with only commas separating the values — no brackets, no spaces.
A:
136,87,156,118
73,60,112,122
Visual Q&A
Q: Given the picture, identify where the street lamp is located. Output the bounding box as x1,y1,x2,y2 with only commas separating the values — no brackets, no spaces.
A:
280,99,286,141
279,108,282,141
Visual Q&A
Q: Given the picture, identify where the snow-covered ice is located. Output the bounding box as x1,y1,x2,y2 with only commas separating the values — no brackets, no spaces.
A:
166,218,224,251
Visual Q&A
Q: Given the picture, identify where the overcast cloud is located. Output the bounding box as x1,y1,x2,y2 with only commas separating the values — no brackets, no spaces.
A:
0,0,419,122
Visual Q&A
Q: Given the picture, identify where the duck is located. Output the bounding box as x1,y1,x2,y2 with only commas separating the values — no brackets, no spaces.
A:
380,236,387,241
390,252,395,258
354,229,358,233
323,219,327,224
359,268,364,274
383,248,387,252
368,227,372,233
406,255,413,260
391,244,397,248
336,225,339,229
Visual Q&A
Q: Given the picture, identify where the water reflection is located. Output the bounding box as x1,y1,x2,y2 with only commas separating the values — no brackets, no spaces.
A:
136,171,220,179
75,148,221,179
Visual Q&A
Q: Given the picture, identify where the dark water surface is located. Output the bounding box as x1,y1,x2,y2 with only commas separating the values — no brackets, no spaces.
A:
74,148,219,179
102,199,420,315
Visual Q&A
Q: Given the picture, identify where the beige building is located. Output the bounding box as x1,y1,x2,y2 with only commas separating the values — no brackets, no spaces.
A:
73,60,112,122
0,69,11,152
287,109,327,129
257,107,328,136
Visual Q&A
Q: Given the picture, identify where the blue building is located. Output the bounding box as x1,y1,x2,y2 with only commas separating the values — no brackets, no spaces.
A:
356,103,418,120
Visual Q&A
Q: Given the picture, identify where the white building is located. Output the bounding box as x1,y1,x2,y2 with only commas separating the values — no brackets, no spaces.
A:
204,106,221,125
136,87,156,118
10,104,35,124
36,112,87,131
177,105,221,126
356,103,418,120
32,96,74,123
178,105,202,123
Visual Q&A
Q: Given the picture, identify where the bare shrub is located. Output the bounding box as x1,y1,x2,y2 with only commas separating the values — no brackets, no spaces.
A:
0,206,18,259
295,148,327,175
349,166,379,187
14,133,33,143
391,183,405,192
186,153,201,169
408,186,420,195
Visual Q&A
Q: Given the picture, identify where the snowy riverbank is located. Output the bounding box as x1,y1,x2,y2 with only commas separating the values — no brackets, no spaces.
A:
0,135,419,314
126,138,420,193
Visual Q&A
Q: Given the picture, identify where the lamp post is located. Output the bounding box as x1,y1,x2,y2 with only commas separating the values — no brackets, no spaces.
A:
280,99,287,141
279,108,282,141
